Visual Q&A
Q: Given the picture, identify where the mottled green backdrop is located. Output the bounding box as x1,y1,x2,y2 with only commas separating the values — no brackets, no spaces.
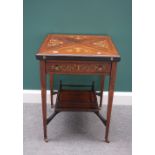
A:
23,0,132,91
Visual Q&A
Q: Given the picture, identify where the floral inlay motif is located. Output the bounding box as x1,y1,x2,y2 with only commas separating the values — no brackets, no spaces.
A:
52,50,59,53
48,64,106,73
68,35,88,40
93,40,108,48
74,47,89,53
97,52,102,55
48,39,64,47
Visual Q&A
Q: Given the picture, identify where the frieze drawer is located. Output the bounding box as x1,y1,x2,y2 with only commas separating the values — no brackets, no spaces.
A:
46,61,111,74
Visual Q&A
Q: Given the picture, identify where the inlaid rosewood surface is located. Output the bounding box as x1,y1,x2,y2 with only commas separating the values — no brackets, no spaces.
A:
36,34,120,61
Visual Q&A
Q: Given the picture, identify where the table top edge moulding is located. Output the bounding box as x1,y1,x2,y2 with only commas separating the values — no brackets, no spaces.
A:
35,34,121,61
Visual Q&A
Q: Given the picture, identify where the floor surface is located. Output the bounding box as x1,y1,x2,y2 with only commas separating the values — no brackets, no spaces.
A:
23,104,132,155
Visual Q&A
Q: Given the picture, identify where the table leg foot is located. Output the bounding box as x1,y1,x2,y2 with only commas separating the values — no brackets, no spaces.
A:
44,138,48,143
51,104,54,108
104,139,110,143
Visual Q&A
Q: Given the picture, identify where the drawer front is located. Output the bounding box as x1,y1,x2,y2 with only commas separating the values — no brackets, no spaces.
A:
46,61,111,74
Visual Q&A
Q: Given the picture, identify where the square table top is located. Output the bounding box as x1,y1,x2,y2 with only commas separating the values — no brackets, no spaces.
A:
36,34,120,61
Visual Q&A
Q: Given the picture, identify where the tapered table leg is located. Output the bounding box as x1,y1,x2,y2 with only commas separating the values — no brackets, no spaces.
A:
40,60,48,142
105,62,117,143
99,74,105,108
50,74,54,108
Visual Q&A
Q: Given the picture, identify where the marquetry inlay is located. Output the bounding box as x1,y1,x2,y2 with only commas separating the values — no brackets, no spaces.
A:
38,34,119,58
48,39,64,47
46,62,111,73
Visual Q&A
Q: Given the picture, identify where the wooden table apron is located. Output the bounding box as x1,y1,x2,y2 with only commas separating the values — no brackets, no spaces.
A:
39,59,117,143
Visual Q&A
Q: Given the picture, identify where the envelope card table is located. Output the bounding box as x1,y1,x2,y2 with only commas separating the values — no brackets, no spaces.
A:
35,34,121,143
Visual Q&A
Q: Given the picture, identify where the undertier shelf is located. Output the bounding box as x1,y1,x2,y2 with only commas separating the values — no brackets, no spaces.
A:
55,90,99,111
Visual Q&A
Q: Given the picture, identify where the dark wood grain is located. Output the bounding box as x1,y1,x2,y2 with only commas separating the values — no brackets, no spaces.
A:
55,90,99,111
40,60,48,142
50,74,54,108
99,74,105,108
105,62,117,143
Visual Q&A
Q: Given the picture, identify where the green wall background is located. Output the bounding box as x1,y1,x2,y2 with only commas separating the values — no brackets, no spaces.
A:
23,0,132,91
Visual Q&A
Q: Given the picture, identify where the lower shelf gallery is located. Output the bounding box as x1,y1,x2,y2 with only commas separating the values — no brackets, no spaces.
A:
55,89,99,112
